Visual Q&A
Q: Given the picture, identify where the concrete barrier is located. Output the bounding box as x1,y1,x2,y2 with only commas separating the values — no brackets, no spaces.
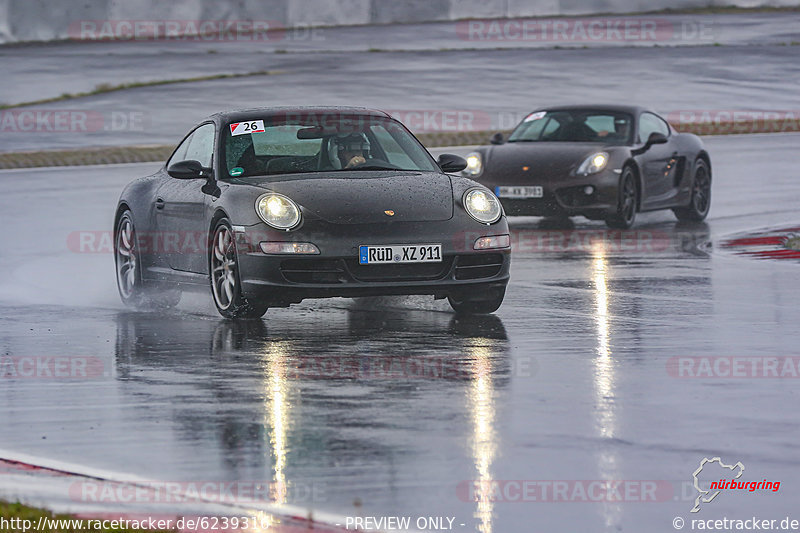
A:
1,0,799,44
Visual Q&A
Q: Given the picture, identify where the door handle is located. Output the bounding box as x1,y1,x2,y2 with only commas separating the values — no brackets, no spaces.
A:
155,198,165,210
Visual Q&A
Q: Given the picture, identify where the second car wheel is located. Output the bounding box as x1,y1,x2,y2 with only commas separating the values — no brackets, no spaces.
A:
606,166,638,229
210,218,268,319
673,158,711,222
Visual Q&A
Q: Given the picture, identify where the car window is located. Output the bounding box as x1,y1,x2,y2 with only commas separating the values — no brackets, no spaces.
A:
184,123,215,168
639,112,670,143
167,131,193,168
252,125,323,157
508,110,633,145
222,113,439,178
369,124,416,169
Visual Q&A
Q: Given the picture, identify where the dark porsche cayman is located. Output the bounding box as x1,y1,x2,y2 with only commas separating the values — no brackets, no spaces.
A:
463,105,712,228
114,107,510,318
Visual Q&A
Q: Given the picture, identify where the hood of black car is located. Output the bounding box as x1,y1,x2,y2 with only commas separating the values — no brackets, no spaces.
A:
246,171,454,224
482,142,609,184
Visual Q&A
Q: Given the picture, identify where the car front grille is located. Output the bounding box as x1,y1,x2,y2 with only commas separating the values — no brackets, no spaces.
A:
454,253,504,280
280,258,347,284
280,254,502,284
345,258,453,282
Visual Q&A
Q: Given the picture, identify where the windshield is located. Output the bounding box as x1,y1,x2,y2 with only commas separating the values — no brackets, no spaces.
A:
222,113,439,178
508,110,634,145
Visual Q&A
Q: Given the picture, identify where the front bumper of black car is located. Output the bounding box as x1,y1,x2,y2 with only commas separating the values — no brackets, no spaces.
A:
232,220,511,306
487,169,621,218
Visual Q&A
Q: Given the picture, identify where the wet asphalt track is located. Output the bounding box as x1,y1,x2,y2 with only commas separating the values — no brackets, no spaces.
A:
1,133,799,531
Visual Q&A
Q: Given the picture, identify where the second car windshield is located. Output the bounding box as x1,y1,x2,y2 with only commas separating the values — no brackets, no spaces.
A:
508,110,634,145
223,113,439,178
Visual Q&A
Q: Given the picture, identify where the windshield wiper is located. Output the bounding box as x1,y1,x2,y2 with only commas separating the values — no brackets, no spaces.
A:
347,165,406,171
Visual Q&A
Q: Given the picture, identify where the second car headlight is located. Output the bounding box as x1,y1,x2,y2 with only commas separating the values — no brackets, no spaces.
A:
577,152,609,175
464,188,502,224
255,193,301,230
463,151,483,177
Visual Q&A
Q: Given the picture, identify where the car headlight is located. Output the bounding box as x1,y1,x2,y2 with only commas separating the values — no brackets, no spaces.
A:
577,152,609,175
464,188,502,224
463,151,483,177
255,193,301,230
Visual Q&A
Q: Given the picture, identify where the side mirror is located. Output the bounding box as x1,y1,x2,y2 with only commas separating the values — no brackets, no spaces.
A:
167,160,212,179
645,132,668,147
490,132,505,145
437,153,468,173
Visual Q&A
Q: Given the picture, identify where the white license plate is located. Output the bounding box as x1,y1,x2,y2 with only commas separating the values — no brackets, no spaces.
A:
495,186,543,198
359,244,442,264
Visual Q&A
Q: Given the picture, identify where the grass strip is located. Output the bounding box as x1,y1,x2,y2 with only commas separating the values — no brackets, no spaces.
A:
0,500,176,532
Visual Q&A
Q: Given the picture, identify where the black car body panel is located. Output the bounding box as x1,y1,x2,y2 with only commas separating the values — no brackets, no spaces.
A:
465,105,711,224
115,107,510,316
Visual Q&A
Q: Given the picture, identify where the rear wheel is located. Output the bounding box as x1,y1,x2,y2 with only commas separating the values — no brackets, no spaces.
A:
210,219,267,319
606,166,638,229
673,158,711,222
115,211,180,309
448,287,506,315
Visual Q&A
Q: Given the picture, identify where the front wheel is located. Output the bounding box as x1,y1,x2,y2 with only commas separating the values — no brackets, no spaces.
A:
448,287,506,315
209,219,267,319
606,166,638,229
673,158,711,222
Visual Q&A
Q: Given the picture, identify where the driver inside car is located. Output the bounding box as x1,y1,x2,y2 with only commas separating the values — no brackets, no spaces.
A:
329,133,371,169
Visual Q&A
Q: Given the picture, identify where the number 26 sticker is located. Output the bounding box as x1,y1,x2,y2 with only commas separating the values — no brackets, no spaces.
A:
230,120,265,136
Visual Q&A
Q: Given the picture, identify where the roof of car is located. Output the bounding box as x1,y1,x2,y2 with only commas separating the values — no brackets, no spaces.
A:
206,106,393,123
532,104,654,115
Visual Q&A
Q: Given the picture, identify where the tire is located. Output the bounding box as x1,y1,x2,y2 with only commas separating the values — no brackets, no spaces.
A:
209,218,267,319
606,166,638,229
448,287,506,315
673,158,711,222
114,210,181,309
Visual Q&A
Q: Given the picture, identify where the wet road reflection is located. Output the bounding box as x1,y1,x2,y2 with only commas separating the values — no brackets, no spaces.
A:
111,307,510,525
590,242,620,529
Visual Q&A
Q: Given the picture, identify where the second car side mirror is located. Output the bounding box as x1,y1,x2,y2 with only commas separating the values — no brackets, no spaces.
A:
490,132,505,145
437,154,468,173
167,160,212,179
645,132,668,147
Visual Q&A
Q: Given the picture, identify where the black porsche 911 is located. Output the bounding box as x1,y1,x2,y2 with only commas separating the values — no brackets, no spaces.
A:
114,107,510,318
462,105,712,228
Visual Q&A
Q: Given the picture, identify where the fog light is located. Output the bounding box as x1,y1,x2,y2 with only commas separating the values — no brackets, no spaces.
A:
474,234,510,250
583,185,595,195
260,242,320,254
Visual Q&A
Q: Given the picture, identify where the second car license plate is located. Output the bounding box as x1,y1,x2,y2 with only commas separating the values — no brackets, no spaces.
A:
359,244,442,264
495,186,543,198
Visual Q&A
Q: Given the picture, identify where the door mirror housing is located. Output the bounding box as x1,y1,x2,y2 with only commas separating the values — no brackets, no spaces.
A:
633,132,669,155
645,132,668,147
490,132,505,145
167,160,212,179
437,153,468,173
